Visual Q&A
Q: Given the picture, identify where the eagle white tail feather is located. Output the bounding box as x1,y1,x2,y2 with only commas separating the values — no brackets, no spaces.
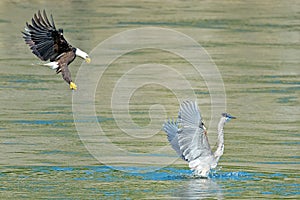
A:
43,62,59,70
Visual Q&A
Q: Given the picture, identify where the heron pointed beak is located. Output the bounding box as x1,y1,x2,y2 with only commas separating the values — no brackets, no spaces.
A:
228,114,236,119
85,57,91,63
222,113,236,119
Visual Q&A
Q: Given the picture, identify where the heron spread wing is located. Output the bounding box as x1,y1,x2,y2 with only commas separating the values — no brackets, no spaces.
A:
177,100,212,162
163,119,184,159
22,10,71,61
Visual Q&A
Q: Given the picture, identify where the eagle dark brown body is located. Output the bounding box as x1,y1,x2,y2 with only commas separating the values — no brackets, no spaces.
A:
22,10,90,90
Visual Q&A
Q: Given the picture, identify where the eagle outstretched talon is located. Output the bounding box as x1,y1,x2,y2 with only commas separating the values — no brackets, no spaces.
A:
69,82,77,90
86,57,91,63
22,10,90,90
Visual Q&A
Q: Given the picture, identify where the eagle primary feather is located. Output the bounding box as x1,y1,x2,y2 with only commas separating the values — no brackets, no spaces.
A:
22,10,91,90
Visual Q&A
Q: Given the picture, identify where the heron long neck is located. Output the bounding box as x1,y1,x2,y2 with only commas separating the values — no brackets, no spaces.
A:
214,117,226,161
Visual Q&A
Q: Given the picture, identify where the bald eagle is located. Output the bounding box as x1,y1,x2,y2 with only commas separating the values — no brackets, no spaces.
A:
22,10,91,90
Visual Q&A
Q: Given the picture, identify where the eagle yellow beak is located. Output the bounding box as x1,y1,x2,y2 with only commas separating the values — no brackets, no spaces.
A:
70,82,77,90
85,57,91,63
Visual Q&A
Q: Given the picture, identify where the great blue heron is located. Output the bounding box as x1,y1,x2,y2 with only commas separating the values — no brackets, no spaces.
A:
163,100,236,177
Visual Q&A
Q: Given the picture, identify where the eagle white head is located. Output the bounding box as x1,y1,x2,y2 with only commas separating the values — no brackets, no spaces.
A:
75,48,91,63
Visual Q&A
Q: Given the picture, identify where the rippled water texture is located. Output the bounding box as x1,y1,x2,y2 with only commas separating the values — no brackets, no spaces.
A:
1,166,299,199
0,0,299,199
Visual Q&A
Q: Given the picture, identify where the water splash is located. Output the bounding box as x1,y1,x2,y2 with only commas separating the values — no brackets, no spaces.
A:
1,166,298,198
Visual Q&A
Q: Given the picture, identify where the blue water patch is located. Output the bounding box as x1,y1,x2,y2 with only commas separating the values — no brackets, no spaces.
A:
210,171,256,180
1,142,36,146
242,86,299,94
97,116,114,122
0,166,294,183
33,166,258,182
0,166,291,181
10,79,41,83
281,142,300,145
40,150,80,155
0,166,273,182
261,183,300,196
25,111,66,115
262,76,300,85
277,96,297,103
269,173,286,178
290,156,300,159
31,167,51,174
1,166,298,198
73,116,114,123
51,167,74,172
61,166,259,182
13,119,74,125
129,168,191,181
195,90,210,95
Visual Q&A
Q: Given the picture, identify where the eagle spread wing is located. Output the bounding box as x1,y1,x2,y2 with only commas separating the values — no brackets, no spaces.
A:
22,10,72,62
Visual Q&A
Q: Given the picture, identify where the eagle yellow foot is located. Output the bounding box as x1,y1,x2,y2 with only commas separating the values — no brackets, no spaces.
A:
69,82,77,90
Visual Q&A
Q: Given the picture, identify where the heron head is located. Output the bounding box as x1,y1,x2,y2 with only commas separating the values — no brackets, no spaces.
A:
222,113,236,122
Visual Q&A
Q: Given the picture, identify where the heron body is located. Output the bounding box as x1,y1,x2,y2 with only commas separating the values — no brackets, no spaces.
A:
163,100,235,177
22,10,91,90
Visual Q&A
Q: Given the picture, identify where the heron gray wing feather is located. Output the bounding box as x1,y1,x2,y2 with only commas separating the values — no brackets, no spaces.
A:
163,119,184,159
178,100,202,128
177,100,213,162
